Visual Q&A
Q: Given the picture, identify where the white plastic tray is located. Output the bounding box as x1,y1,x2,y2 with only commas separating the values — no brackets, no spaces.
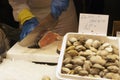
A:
56,32,120,80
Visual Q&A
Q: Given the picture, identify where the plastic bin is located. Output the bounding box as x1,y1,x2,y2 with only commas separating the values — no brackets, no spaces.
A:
56,32,120,80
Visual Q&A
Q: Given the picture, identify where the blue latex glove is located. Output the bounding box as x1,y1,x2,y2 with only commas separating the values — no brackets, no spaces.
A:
51,0,69,19
20,17,39,40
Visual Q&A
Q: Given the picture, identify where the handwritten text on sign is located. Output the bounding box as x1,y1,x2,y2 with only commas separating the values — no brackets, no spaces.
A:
79,13,109,36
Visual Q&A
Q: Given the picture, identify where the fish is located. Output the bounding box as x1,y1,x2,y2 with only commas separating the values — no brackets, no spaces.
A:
19,13,58,48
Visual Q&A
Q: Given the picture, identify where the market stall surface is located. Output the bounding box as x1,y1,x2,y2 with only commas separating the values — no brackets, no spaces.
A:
0,59,57,80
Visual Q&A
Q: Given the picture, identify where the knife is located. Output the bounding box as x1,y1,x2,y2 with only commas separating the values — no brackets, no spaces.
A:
18,13,58,47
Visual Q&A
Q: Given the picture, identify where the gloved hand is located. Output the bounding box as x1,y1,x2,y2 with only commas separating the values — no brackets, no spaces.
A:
18,8,39,40
20,17,39,40
51,0,69,19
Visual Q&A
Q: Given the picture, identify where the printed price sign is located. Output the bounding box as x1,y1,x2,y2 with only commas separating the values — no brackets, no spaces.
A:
78,13,109,36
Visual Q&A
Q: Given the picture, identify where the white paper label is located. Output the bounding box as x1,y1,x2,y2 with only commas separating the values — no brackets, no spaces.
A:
78,13,109,36
116,31,120,37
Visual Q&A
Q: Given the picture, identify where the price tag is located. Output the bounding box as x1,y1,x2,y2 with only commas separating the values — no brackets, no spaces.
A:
78,13,109,36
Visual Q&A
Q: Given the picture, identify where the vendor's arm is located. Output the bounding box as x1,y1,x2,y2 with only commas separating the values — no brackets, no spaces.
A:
8,0,29,22
51,0,69,19
8,0,39,40
37,0,70,27
8,0,69,40
36,0,70,32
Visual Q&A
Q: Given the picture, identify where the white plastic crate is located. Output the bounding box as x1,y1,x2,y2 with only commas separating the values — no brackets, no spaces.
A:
56,32,120,80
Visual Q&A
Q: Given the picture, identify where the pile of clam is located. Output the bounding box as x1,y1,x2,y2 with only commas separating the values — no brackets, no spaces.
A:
61,36,120,80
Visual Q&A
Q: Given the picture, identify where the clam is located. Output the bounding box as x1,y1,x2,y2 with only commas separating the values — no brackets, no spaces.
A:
107,66,119,73
42,76,51,80
84,39,93,48
92,40,101,49
93,64,105,70
63,57,71,64
79,70,88,76
61,67,71,74
74,66,82,74
69,37,77,43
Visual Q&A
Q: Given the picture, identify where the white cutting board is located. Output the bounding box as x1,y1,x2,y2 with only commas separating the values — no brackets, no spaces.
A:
6,41,61,63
